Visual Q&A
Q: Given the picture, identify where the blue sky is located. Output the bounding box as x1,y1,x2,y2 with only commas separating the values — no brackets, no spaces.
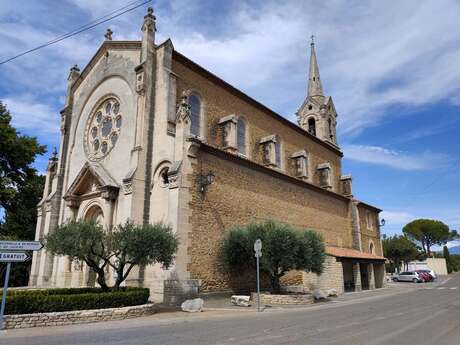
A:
0,0,459,246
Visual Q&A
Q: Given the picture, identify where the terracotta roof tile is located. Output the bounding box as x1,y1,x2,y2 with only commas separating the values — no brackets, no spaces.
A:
326,246,386,261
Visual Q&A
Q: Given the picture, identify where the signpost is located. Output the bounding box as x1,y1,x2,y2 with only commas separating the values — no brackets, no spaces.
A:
0,240,41,330
0,252,30,263
254,239,262,312
0,241,43,251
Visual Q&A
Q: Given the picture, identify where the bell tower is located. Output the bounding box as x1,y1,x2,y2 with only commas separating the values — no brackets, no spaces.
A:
297,36,338,147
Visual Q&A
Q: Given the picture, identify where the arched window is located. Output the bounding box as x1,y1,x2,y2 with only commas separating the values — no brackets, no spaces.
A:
189,94,201,136
328,117,333,140
160,167,169,187
369,242,375,255
237,117,246,154
308,118,316,136
275,135,281,167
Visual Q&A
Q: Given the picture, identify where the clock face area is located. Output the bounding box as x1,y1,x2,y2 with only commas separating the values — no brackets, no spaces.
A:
84,97,122,161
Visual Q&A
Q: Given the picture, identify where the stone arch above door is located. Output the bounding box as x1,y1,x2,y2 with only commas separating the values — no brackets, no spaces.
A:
83,203,104,224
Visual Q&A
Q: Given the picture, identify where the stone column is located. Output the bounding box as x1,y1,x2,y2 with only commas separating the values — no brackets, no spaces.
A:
368,263,375,290
353,262,362,292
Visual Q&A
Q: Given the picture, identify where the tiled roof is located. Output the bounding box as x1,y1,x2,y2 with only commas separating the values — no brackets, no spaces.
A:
326,246,386,261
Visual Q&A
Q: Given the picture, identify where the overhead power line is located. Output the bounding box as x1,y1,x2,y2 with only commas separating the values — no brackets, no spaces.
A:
0,0,152,66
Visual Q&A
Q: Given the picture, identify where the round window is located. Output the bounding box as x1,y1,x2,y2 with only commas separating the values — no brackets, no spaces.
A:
85,97,122,161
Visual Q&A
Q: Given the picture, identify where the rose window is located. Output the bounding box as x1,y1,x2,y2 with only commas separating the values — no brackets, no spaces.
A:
85,97,122,160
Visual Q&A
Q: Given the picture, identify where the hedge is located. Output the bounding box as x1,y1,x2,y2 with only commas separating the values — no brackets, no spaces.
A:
1,287,150,315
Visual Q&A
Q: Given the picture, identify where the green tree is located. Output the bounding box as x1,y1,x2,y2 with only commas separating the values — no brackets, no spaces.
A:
443,246,457,274
45,220,179,291
0,100,46,286
0,101,45,209
402,219,458,257
382,235,419,273
222,220,325,294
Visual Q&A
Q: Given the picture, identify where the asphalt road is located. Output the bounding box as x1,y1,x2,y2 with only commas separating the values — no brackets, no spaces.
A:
2,274,460,345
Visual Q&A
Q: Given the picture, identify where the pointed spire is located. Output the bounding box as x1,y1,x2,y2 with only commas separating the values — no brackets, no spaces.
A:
307,35,324,98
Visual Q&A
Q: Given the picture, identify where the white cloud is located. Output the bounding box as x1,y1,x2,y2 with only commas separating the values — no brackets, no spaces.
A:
2,1,460,138
3,96,59,134
343,144,450,170
381,210,416,226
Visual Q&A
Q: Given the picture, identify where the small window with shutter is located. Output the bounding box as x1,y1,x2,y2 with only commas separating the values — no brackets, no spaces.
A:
237,117,246,155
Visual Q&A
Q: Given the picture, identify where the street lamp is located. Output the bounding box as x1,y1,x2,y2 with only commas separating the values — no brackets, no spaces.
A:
197,171,215,195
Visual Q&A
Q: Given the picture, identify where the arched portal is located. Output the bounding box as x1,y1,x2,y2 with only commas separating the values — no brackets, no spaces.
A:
83,204,104,287
84,204,104,224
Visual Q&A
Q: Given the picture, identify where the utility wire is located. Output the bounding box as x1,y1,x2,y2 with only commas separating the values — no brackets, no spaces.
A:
0,0,152,66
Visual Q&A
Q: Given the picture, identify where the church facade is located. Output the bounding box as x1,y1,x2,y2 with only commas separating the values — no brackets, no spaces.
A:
30,8,386,302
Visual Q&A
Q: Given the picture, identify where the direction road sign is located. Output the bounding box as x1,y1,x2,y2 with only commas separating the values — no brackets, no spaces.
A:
0,240,43,251
254,239,262,252
254,239,262,258
0,252,30,263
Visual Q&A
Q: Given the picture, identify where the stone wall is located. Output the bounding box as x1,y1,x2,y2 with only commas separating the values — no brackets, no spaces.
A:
3,304,156,330
187,149,353,292
251,293,314,305
358,203,382,256
172,53,344,193
163,279,201,306
303,255,344,294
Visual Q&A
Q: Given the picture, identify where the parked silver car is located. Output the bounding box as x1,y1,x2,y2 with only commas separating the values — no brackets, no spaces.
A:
392,271,423,283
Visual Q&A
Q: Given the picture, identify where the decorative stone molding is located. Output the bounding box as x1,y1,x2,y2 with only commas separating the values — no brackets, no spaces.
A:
167,160,182,189
122,168,135,195
2,303,156,329
135,63,145,95
317,162,332,189
186,137,202,158
100,185,119,201
64,196,81,209
176,92,191,124
218,114,237,152
259,135,277,167
340,174,353,197
290,150,309,179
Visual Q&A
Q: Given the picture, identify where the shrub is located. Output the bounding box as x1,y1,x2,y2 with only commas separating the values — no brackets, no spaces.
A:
1,287,149,315
222,220,325,293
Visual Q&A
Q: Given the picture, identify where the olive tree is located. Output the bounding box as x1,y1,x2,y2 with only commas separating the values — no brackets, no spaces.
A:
221,220,325,293
45,220,178,291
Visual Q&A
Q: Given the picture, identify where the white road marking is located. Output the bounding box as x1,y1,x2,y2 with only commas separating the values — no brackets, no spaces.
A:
438,287,446,289
449,287,458,290
439,277,452,285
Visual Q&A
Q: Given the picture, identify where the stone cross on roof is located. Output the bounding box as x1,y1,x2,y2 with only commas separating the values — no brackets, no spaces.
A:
104,28,113,41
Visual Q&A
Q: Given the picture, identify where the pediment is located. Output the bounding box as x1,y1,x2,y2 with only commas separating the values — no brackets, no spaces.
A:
64,162,119,200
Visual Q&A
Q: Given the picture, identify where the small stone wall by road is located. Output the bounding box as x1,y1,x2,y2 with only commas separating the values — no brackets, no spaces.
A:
251,293,314,305
3,303,156,329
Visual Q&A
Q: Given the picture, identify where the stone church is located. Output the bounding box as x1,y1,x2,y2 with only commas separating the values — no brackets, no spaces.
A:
30,8,386,302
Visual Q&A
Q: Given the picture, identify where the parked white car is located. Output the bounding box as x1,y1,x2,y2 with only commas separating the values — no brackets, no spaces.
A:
392,271,423,283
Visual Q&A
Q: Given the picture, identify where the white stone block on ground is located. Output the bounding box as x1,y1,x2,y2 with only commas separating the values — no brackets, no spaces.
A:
312,289,327,300
181,298,204,312
231,295,251,307
326,288,338,297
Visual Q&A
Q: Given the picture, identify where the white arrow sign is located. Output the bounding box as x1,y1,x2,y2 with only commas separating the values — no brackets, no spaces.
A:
0,241,43,251
0,252,30,263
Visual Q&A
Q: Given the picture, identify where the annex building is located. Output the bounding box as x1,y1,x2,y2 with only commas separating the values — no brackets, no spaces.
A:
30,8,386,302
